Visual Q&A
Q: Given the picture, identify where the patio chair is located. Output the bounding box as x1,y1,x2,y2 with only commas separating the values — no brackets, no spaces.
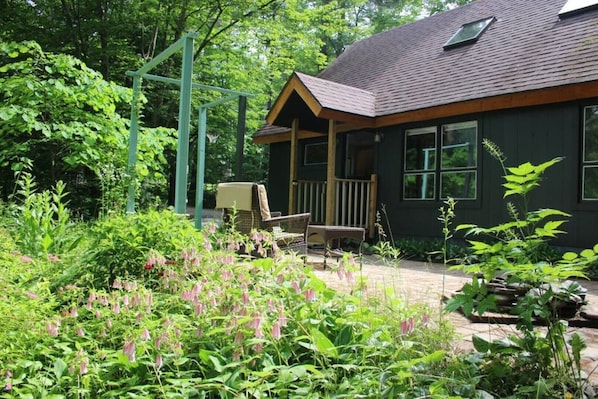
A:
215,182,311,255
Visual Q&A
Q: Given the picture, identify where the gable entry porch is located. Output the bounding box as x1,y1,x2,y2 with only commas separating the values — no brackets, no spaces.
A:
287,120,378,239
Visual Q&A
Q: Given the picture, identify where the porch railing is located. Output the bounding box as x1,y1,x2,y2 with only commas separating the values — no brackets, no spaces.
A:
294,174,377,237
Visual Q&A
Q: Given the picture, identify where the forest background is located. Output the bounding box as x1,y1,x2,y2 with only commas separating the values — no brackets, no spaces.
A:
0,0,471,217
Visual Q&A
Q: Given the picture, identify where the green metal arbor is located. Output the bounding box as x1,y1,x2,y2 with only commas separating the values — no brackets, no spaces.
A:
125,32,253,229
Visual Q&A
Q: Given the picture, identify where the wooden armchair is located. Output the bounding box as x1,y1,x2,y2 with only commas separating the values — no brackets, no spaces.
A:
215,182,311,255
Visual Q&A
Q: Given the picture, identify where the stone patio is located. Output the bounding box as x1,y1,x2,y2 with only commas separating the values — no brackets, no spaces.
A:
307,253,598,383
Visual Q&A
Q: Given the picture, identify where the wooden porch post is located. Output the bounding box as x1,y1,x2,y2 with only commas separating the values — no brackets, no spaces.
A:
368,173,378,238
325,120,336,225
288,118,298,214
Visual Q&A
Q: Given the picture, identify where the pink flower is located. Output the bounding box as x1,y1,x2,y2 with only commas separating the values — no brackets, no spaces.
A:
140,329,151,341
19,255,33,263
278,310,288,327
47,254,60,262
195,304,206,316
155,355,163,369
79,359,88,375
112,280,123,289
400,317,415,335
422,314,430,327
292,281,301,294
272,321,282,340
123,341,136,362
77,327,85,337
234,332,244,345
26,291,39,300
304,289,316,302
232,349,241,362
46,322,59,337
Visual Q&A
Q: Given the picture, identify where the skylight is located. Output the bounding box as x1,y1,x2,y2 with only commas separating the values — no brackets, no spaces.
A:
559,0,598,17
443,17,495,50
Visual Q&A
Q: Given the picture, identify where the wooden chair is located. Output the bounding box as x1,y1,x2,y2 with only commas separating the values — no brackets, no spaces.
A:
216,182,311,255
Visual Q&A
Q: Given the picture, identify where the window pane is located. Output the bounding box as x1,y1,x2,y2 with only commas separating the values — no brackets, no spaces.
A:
584,106,598,162
441,171,476,199
583,166,598,200
404,173,435,200
441,121,477,169
304,142,327,165
405,127,436,171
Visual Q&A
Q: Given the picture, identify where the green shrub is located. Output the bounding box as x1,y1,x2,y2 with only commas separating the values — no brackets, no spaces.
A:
84,209,204,288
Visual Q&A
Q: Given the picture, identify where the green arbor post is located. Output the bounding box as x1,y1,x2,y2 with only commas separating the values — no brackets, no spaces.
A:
174,34,195,214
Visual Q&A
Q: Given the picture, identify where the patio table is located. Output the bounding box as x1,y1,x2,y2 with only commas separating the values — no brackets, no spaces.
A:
307,225,365,268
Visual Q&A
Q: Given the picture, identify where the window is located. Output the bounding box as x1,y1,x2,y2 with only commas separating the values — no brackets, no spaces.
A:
444,17,495,50
582,105,598,200
304,142,327,165
559,0,598,17
404,121,477,200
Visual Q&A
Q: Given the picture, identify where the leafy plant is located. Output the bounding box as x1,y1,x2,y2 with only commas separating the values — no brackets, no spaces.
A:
444,139,598,397
81,209,204,289
8,169,76,257
1,213,465,398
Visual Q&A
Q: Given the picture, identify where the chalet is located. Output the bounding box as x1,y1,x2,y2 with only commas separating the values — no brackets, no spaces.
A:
253,0,598,249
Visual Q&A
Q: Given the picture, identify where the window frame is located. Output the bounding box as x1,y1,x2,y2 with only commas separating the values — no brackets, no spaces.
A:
403,121,478,201
582,105,598,200
443,17,495,50
303,142,328,166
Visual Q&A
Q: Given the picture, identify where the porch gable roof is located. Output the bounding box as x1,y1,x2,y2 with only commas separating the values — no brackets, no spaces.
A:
266,72,376,128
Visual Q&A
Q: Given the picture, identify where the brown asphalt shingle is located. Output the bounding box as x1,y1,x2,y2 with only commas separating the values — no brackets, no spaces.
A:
318,0,598,116
256,0,598,139
296,72,376,117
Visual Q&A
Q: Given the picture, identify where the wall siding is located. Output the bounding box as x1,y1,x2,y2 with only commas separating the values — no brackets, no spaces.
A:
378,101,598,249
266,101,598,249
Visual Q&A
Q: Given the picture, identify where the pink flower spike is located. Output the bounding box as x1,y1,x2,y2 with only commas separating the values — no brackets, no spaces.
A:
47,253,60,262
304,289,316,302
79,359,88,375
155,355,163,369
140,329,151,341
46,322,59,337
292,281,301,294
234,331,244,345
272,321,282,340
123,341,136,362
278,311,288,327
19,255,33,263
77,328,85,337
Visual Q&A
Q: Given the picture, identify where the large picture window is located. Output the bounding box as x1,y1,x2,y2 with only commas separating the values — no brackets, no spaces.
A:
583,105,598,200
404,121,477,200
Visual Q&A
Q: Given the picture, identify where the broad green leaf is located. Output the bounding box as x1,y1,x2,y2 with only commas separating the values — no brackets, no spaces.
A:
309,328,338,359
53,358,67,380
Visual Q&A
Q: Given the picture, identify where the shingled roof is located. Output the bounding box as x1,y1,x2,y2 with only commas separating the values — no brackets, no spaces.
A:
255,0,598,142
